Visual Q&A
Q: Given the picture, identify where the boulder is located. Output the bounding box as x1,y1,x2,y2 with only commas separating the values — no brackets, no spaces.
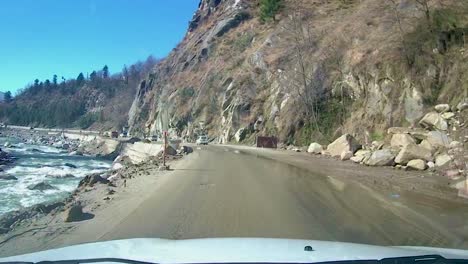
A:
112,163,123,171
449,141,462,149
180,146,194,154
64,163,77,169
307,143,323,154
234,128,248,142
0,175,17,181
326,134,361,158
387,127,428,141
426,131,451,148
27,182,57,191
163,145,177,156
419,112,448,131
435,153,452,167
350,150,372,163
365,149,395,166
419,140,435,154
390,134,415,148
407,159,426,170
441,112,455,120
63,204,85,222
457,99,468,111
371,141,385,151
3,142,11,148
445,169,461,179
78,173,109,188
434,104,450,113
395,144,433,164
340,151,353,161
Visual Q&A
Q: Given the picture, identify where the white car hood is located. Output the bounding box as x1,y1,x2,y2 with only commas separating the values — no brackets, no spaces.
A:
1,238,468,263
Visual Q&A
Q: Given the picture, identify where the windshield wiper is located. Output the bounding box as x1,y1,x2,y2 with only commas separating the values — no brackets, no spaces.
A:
1,258,156,264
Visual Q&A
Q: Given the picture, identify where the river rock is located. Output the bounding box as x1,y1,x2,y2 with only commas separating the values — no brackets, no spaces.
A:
28,182,57,191
3,142,11,148
64,163,77,169
78,173,109,188
326,134,361,158
69,151,83,156
63,204,85,222
419,112,448,131
426,131,451,147
395,144,433,164
0,175,17,181
365,149,395,166
307,143,323,154
390,133,415,148
407,159,426,170
434,104,450,113
435,153,452,167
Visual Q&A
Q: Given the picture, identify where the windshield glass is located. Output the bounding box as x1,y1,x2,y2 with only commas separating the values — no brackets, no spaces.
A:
0,0,467,262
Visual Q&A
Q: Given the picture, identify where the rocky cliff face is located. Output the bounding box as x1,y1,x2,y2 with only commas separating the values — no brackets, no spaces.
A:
128,0,468,145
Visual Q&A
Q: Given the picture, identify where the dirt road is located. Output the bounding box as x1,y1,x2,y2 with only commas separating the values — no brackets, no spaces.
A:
99,145,468,248
1,145,467,257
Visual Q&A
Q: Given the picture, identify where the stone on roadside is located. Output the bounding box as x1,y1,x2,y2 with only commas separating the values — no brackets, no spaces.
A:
112,163,123,171
444,169,461,179
457,99,468,111
449,141,462,149
427,161,435,169
395,144,433,165
371,141,384,151
340,150,353,161
78,173,109,188
441,112,455,120
365,149,395,166
419,112,448,131
426,131,451,148
419,140,435,154
434,104,450,113
163,145,177,156
307,143,323,154
63,204,85,222
407,159,426,170
390,133,415,148
352,150,372,163
435,153,452,167
326,134,361,158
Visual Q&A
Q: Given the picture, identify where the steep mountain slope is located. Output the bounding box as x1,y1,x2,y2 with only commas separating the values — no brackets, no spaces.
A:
128,0,468,145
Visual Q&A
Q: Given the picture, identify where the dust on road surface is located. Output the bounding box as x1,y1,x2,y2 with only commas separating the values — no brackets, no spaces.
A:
100,146,467,248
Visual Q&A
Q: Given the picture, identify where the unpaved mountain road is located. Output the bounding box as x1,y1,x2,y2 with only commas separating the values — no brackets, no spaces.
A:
1,145,467,257
100,145,468,248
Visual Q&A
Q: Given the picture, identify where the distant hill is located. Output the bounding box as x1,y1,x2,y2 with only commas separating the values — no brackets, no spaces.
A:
0,57,158,130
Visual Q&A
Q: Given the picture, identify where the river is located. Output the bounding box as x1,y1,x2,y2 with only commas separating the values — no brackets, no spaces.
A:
0,137,111,216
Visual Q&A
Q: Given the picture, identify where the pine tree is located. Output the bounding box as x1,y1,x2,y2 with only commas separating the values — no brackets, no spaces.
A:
102,65,109,79
4,91,12,102
260,0,282,22
77,73,85,85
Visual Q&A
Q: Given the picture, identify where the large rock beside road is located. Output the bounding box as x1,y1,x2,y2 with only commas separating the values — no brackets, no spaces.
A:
365,149,395,166
350,150,371,163
235,128,248,142
340,151,353,161
407,159,426,170
434,104,450,113
326,134,361,158
419,112,448,131
63,204,85,222
419,140,435,154
307,143,323,154
78,173,109,188
387,127,428,141
426,131,451,147
435,153,452,167
395,144,433,165
390,134,415,148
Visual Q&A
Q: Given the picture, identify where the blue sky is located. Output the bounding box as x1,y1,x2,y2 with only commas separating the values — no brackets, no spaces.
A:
0,0,200,93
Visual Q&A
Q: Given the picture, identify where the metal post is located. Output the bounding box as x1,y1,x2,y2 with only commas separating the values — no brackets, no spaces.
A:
163,131,167,167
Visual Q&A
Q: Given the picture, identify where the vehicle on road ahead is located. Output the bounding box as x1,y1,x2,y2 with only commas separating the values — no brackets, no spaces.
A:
196,135,209,145
1,238,467,264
